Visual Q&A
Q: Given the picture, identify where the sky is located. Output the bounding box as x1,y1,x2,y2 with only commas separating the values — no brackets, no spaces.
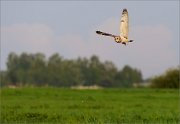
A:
1,1,179,79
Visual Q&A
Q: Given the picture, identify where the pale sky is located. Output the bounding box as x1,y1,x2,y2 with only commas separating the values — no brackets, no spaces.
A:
1,1,179,79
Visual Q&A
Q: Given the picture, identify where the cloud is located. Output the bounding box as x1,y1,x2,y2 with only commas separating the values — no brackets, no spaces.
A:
1,23,54,54
53,34,91,59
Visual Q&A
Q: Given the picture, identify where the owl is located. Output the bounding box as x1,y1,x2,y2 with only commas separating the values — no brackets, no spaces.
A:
96,9,133,45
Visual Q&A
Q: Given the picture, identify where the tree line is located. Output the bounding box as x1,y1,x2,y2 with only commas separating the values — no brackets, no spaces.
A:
1,52,143,87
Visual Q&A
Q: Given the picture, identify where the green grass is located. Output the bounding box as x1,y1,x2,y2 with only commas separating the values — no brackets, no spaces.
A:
0,88,179,123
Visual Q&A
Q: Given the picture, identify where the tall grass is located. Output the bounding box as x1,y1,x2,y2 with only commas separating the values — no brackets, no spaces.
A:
0,88,179,123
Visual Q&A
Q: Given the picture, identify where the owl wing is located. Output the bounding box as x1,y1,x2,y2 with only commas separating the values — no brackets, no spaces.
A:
96,31,116,37
120,9,129,39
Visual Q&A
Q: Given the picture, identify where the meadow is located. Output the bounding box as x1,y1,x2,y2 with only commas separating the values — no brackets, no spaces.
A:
0,88,179,124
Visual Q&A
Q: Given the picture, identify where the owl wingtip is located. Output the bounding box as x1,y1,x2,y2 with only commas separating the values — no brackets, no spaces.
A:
123,8,127,12
96,31,101,34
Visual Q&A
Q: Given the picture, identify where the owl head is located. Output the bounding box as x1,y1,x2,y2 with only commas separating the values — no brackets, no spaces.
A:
114,36,121,43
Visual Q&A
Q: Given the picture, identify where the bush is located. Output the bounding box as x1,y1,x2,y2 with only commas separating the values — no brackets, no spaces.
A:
151,67,179,88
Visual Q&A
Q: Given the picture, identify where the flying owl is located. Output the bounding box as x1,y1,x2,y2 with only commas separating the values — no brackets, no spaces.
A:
96,9,133,45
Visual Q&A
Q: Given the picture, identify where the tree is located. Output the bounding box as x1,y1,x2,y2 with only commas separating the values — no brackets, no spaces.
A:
115,65,142,87
6,52,19,85
30,53,47,86
88,55,102,85
99,61,117,87
0,71,9,87
76,57,91,86
47,53,63,86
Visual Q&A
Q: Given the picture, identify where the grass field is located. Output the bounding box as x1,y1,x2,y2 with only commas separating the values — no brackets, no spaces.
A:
0,88,179,123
